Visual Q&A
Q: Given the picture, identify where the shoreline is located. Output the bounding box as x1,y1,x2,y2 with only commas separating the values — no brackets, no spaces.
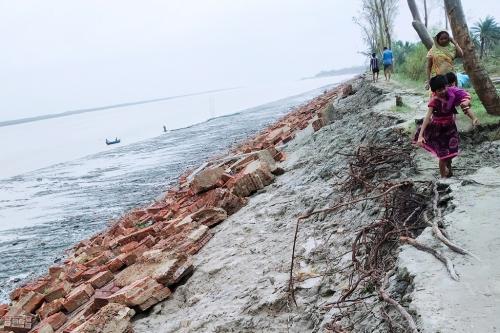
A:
0,77,356,332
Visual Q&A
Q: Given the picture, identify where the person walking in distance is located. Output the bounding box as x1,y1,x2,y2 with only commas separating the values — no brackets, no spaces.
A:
382,47,394,81
370,53,380,83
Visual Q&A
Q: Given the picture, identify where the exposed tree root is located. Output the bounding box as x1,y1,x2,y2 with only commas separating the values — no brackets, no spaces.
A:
426,183,478,259
400,236,459,281
288,144,426,330
299,182,411,221
379,269,419,333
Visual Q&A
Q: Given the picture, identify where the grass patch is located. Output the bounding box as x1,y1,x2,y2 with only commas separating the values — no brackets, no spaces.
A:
457,90,500,126
135,220,153,229
389,103,413,113
393,73,426,93
401,121,417,138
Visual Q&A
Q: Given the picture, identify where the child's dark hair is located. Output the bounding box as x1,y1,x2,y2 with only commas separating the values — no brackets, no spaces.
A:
371,53,376,57
445,72,457,86
429,75,448,92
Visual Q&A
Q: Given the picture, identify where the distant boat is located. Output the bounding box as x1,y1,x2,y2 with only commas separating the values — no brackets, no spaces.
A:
105,138,120,145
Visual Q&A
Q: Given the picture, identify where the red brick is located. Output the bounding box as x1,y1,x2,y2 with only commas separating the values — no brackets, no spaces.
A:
110,226,154,248
80,266,106,281
88,270,114,289
84,250,113,268
274,151,286,162
311,118,324,132
108,277,163,306
191,207,227,228
62,284,94,313
117,252,137,267
0,303,8,318
13,291,44,314
60,312,86,333
131,209,147,219
9,287,28,302
189,166,225,194
48,266,64,279
179,225,213,255
139,235,156,248
186,232,213,255
167,258,194,286
229,160,274,197
131,244,149,258
281,133,295,144
145,206,163,215
93,284,120,310
119,241,139,254
68,303,134,333
107,257,125,272
36,299,63,319
3,314,35,333
44,312,67,330
194,188,247,215
138,286,171,311
84,245,105,256
24,279,50,294
44,281,71,303
66,263,88,283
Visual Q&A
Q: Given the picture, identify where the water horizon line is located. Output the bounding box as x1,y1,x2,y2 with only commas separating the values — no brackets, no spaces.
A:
0,86,240,128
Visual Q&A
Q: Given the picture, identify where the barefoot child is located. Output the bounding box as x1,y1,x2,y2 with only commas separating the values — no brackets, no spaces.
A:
414,75,479,177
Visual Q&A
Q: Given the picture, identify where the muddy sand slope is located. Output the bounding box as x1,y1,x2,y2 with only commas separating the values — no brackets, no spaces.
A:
134,77,500,333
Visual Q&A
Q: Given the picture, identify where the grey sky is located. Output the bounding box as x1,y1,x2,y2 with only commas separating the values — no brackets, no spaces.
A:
0,0,498,120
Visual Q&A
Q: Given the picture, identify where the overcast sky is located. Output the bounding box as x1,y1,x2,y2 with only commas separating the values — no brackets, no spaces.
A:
0,0,498,120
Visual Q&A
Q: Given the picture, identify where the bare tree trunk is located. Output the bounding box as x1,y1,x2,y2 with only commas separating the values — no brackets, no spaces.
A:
407,0,433,50
424,0,428,28
445,8,449,29
374,0,386,49
380,0,392,48
444,0,500,115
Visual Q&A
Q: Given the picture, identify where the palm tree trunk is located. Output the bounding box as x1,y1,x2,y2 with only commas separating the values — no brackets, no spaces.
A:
480,38,484,59
407,0,433,50
444,0,500,115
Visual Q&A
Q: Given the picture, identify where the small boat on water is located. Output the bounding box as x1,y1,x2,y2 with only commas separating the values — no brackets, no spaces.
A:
105,138,120,145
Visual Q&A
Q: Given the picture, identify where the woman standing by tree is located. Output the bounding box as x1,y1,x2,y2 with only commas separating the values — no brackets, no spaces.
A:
425,31,464,88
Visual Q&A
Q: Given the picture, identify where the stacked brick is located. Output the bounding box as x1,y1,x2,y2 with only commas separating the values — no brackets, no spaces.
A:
0,83,346,333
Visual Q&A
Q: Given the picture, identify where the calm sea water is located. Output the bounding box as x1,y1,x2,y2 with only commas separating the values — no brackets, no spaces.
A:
0,75,352,302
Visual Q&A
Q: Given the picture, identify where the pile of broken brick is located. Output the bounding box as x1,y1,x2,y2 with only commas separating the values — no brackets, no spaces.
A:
0,83,352,333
